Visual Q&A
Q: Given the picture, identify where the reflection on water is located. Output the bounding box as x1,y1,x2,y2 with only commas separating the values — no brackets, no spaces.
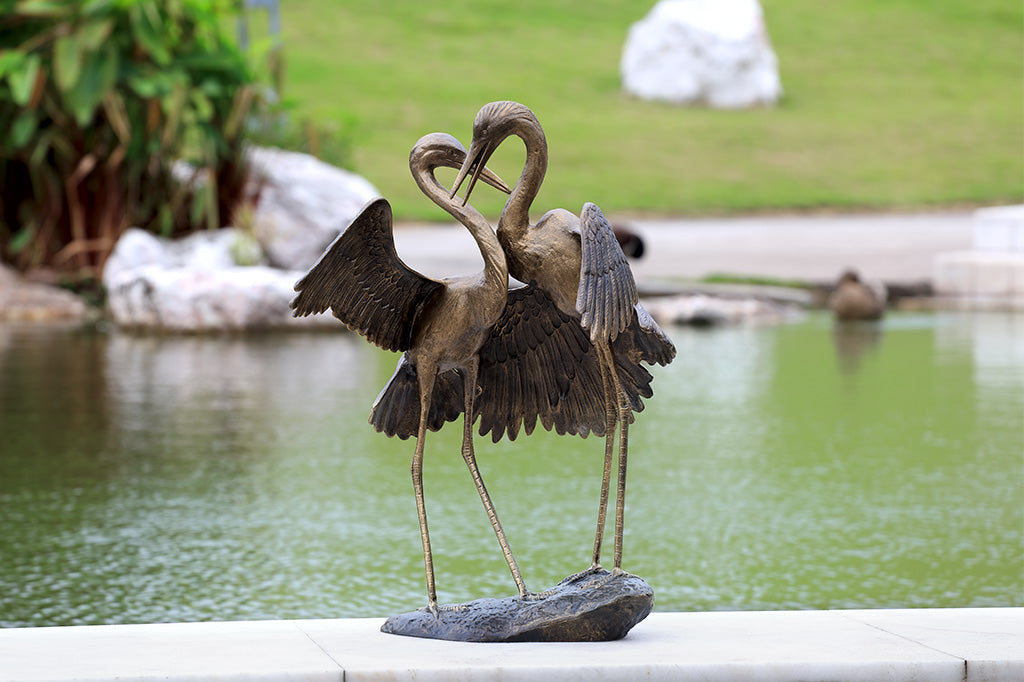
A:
0,312,1021,626
831,322,883,375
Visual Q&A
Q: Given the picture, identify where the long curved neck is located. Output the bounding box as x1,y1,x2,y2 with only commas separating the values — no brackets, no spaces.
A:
415,169,507,291
499,118,547,239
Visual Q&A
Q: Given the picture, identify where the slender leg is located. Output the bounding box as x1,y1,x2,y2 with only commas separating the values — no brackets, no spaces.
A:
411,365,438,612
591,349,618,569
612,388,630,571
600,342,632,572
461,359,529,597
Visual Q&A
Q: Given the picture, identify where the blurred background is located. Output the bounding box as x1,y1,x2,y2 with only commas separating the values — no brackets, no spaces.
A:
0,0,1021,628
2,0,1022,278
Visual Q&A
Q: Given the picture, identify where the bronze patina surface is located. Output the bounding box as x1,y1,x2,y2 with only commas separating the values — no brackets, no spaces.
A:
293,105,673,641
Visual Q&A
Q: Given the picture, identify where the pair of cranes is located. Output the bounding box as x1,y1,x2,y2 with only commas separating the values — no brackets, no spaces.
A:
291,101,675,613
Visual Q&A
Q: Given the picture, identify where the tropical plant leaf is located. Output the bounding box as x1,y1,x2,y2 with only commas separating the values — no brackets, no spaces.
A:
10,110,38,148
64,43,118,125
130,2,171,65
2,0,259,274
53,32,82,92
127,71,161,98
13,0,65,17
77,18,113,51
82,0,117,16
8,226,37,254
0,52,26,80
7,52,41,106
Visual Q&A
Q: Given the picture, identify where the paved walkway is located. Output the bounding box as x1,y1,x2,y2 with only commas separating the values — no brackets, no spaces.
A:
1,608,1020,681
394,210,974,286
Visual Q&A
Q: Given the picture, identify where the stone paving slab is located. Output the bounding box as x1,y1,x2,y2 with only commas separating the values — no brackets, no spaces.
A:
1,608,1020,682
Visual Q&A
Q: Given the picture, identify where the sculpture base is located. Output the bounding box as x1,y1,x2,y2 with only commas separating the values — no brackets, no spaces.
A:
380,568,653,642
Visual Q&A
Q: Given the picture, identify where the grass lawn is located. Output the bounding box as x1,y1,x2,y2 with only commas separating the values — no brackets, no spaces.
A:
262,0,1023,221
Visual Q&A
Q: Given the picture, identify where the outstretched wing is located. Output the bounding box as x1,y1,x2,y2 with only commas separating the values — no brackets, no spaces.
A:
613,304,677,368
290,198,444,352
576,202,639,344
475,285,607,441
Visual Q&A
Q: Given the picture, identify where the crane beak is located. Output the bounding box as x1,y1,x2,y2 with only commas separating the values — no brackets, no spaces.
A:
450,140,494,206
478,164,511,195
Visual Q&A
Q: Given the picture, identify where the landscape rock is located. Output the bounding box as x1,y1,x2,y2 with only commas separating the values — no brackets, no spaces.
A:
382,569,653,643
621,0,782,108
102,228,334,332
644,293,803,326
247,146,380,271
0,264,89,322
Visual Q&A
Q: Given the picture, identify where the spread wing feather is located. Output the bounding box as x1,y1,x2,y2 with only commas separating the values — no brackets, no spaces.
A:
476,285,604,442
475,286,665,443
613,304,677,368
290,198,444,352
576,202,638,344
369,354,464,439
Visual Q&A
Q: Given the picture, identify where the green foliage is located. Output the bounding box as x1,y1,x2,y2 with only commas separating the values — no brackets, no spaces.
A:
0,0,256,275
278,0,1023,220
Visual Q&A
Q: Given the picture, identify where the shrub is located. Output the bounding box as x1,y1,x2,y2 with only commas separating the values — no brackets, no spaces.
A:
0,0,257,278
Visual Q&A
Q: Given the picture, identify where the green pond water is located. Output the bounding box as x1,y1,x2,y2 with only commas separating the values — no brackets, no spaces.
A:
1,311,1021,627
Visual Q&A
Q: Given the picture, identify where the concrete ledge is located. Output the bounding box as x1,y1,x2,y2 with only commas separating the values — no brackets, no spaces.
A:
1,608,1021,681
933,251,1024,299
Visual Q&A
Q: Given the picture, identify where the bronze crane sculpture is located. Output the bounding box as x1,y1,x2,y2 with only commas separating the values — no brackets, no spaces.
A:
291,133,529,612
451,101,676,575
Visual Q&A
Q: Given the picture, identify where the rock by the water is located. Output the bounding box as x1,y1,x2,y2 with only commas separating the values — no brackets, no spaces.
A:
247,147,379,271
107,148,382,331
381,569,653,643
174,148,378,272
0,264,89,322
621,0,782,108
102,228,334,332
644,293,803,326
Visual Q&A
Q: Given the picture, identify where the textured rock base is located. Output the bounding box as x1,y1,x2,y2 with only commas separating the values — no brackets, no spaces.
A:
381,569,653,642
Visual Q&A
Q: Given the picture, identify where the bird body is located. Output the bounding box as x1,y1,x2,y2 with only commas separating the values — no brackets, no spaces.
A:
452,101,675,572
292,133,529,611
502,208,583,313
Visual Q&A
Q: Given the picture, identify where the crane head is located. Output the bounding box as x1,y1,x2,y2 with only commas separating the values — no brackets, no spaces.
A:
412,132,510,197
450,101,539,206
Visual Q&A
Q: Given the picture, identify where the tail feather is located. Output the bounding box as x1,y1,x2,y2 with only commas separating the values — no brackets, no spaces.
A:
370,355,465,439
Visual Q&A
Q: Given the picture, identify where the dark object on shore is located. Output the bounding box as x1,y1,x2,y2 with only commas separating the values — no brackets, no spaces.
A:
613,224,646,259
381,569,653,642
829,269,886,321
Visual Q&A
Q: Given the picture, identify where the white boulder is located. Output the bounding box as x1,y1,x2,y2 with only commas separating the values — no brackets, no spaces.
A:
621,0,782,108
247,146,379,271
103,148,383,332
102,228,334,332
644,293,803,326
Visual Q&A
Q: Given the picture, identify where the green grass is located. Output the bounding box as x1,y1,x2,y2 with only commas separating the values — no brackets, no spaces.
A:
265,0,1023,221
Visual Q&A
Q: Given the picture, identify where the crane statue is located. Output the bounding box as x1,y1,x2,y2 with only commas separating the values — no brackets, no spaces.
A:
291,133,528,612
293,125,664,643
451,101,676,576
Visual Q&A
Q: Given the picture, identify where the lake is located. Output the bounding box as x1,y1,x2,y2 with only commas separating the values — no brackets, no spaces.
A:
0,311,1021,627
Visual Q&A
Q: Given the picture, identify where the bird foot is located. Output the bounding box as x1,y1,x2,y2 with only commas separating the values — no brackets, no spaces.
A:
561,564,637,591
562,564,606,584
519,590,548,602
